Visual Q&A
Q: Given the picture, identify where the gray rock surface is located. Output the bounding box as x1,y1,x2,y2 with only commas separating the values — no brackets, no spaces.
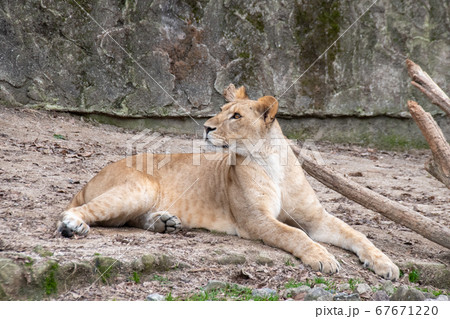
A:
337,283,351,291
434,295,449,301
285,285,311,298
382,280,395,295
333,293,361,301
372,290,390,301
252,288,277,298
146,293,166,301
1,0,448,120
356,283,372,295
304,287,333,301
391,286,426,301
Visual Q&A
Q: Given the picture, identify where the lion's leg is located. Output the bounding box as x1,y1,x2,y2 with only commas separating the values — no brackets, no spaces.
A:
126,211,182,233
306,211,399,279
57,181,157,237
283,184,399,279
237,213,341,274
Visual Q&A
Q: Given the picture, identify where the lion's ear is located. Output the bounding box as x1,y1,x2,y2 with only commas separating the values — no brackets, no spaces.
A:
257,96,278,125
223,84,249,102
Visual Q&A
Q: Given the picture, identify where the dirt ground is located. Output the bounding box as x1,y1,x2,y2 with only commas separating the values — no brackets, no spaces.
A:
0,106,449,300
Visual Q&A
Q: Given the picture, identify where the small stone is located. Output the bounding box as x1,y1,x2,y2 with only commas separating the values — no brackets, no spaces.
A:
255,255,274,266
217,254,246,265
356,283,371,295
285,285,311,298
146,293,165,301
204,280,228,292
382,280,395,295
435,295,448,301
372,290,390,301
423,292,436,299
338,283,351,291
391,286,426,301
252,288,277,298
333,293,360,301
304,287,333,301
404,289,426,301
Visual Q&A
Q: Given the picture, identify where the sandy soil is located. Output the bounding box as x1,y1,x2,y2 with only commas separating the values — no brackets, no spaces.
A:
0,106,448,300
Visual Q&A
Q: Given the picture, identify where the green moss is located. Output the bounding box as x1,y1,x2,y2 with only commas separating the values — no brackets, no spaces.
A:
94,256,120,284
167,284,278,301
245,12,264,32
238,51,250,59
43,263,59,295
409,269,420,283
24,257,34,267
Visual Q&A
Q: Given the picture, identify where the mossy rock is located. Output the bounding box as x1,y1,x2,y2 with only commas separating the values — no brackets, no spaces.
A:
93,256,121,284
0,258,25,300
156,254,175,271
32,260,60,297
58,262,95,288
217,254,246,265
399,261,450,289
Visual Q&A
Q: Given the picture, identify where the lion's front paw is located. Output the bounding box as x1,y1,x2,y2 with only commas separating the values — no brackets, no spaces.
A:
57,212,90,238
360,251,399,280
300,243,341,274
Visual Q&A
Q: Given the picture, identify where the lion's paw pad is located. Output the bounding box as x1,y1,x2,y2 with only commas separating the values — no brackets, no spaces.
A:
150,212,182,234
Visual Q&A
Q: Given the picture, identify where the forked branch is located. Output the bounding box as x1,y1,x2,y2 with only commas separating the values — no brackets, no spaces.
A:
406,59,450,117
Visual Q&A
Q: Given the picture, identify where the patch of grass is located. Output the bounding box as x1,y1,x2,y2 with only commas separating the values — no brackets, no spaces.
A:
285,279,310,289
166,284,279,301
153,274,169,283
53,134,66,140
131,271,140,284
348,278,361,291
284,258,295,267
409,269,420,283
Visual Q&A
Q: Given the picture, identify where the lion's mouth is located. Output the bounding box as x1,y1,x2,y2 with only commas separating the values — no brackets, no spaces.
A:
205,137,229,149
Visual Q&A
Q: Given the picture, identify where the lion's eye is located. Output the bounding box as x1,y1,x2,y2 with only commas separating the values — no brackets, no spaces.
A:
232,113,242,119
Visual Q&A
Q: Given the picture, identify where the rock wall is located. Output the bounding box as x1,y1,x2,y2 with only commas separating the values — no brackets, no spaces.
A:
0,0,449,120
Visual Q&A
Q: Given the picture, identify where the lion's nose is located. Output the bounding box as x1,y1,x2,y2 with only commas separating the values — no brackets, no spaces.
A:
204,125,216,136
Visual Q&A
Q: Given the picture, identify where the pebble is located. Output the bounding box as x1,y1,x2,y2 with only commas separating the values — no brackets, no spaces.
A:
382,280,395,295
204,280,228,292
285,285,311,298
356,283,371,295
255,255,274,266
338,283,351,291
146,293,165,301
434,295,448,301
217,254,246,265
304,287,333,301
252,288,277,298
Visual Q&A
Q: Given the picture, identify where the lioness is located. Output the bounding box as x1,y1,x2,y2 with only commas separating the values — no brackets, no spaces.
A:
57,84,399,279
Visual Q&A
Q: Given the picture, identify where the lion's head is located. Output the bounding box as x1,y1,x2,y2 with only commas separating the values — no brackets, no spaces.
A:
204,85,280,155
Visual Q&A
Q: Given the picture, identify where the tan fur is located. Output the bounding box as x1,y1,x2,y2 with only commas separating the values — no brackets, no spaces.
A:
57,86,399,279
